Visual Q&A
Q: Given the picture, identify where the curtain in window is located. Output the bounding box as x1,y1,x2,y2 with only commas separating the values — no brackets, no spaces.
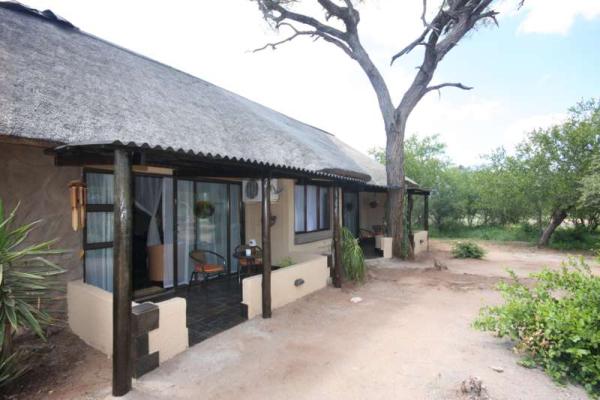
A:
87,173,113,204
294,185,305,232
85,248,113,292
196,182,228,267
134,176,163,247
319,187,330,229
177,180,194,285
306,185,318,231
162,177,174,287
343,192,359,236
229,185,241,273
85,173,114,292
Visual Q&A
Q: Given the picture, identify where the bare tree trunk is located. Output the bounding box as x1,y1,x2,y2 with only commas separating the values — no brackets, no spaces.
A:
386,119,406,258
538,209,567,247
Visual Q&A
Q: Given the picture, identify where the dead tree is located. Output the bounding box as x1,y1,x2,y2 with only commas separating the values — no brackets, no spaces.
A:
253,0,510,258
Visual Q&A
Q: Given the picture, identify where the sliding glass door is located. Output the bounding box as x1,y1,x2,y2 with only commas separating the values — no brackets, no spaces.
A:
176,180,243,285
342,191,359,237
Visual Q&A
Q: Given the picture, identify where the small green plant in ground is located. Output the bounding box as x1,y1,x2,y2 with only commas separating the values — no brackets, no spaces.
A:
341,227,365,282
451,241,485,259
279,256,294,268
0,200,65,387
474,257,600,397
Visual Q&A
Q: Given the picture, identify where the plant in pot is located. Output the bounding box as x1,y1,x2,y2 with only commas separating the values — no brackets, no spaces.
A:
194,200,215,219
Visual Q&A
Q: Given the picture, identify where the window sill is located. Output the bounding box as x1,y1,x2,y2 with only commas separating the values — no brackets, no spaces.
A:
294,230,332,245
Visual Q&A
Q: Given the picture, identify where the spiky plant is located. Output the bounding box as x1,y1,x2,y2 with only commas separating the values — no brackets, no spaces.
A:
341,227,365,282
0,199,65,387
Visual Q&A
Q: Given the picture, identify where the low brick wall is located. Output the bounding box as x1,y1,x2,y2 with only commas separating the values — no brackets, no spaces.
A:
413,230,429,255
67,280,188,368
242,253,329,319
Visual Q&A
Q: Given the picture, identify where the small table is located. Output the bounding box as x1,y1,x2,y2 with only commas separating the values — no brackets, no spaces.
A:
233,253,258,283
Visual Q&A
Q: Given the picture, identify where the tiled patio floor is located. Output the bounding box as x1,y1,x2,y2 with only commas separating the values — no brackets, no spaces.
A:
155,277,246,346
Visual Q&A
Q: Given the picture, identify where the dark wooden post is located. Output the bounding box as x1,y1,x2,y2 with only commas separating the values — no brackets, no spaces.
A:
407,193,414,259
332,186,342,288
261,177,272,318
423,194,429,231
112,148,133,396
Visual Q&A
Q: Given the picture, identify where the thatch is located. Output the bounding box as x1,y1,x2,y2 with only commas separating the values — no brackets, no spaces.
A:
0,3,416,188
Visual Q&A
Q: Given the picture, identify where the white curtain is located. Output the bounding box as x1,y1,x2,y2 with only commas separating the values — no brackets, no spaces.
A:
177,180,195,285
134,176,163,247
162,178,174,287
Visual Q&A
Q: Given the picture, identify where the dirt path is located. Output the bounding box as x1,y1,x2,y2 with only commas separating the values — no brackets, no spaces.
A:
103,240,593,400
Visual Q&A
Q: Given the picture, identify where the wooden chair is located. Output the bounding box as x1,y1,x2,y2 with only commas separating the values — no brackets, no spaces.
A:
188,249,226,290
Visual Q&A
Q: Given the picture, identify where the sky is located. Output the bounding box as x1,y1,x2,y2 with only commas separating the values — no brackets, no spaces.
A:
23,0,600,166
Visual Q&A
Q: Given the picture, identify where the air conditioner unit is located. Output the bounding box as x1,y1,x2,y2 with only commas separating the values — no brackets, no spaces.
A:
242,179,280,203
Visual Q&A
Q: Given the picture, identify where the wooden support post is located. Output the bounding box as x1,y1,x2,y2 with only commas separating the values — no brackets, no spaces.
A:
261,177,272,319
407,193,414,259
112,148,133,396
423,194,429,232
332,186,342,288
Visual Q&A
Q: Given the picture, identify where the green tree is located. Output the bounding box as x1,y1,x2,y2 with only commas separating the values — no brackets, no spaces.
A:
517,100,600,246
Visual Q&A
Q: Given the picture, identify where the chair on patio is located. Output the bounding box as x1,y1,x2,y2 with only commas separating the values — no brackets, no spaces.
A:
188,249,226,290
233,244,263,283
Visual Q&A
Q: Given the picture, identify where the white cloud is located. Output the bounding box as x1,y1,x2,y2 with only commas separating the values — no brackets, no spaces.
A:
515,0,600,35
502,112,567,150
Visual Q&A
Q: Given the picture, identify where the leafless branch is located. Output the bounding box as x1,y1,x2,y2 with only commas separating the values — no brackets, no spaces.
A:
253,23,317,52
425,82,473,93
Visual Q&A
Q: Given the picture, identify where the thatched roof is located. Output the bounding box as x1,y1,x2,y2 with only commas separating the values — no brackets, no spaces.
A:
0,2,415,188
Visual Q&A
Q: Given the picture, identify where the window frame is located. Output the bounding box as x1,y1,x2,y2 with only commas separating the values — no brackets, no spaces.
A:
294,182,331,234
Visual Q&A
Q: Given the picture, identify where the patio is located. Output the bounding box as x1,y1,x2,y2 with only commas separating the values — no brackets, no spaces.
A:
155,277,245,346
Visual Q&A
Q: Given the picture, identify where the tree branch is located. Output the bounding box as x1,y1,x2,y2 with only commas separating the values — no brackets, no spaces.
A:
425,82,473,93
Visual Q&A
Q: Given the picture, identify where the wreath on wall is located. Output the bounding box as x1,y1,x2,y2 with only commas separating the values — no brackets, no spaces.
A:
194,200,215,219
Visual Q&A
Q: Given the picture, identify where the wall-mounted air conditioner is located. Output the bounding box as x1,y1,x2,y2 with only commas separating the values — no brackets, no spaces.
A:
242,179,281,203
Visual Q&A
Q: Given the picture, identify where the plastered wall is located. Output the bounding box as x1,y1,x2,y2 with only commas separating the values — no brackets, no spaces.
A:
245,179,333,265
242,253,329,319
0,141,83,298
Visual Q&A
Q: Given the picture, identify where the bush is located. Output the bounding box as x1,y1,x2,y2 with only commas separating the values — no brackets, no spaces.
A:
341,227,365,282
451,241,485,259
474,258,600,397
0,200,65,387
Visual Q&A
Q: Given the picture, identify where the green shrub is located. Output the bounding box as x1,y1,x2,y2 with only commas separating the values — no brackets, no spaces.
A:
0,200,65,387
341,227,365,282
451,241,485,259
279,256,294,268
474,258,600,397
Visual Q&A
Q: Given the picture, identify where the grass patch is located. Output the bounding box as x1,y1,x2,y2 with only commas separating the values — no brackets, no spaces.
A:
430,225,600,252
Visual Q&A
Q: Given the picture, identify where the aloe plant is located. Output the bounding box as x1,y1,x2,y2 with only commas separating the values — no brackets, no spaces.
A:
341,227,365,282
0,199,65,387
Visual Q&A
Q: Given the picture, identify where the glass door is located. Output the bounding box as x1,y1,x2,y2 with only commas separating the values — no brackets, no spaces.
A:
176,180,243,285
342,191,359,237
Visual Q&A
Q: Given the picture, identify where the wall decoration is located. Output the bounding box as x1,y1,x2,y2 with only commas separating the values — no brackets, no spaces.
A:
68,180,87,231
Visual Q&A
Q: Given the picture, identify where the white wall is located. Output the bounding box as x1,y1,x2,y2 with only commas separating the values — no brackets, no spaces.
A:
242,253,329,319
68,280,188,362
245,179,333,265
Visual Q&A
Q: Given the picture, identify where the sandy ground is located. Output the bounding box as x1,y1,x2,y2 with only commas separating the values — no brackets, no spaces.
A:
83,240,594,400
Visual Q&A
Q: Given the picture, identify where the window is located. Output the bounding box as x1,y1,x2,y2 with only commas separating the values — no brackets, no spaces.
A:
84,172,114,292
294,184,330,233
